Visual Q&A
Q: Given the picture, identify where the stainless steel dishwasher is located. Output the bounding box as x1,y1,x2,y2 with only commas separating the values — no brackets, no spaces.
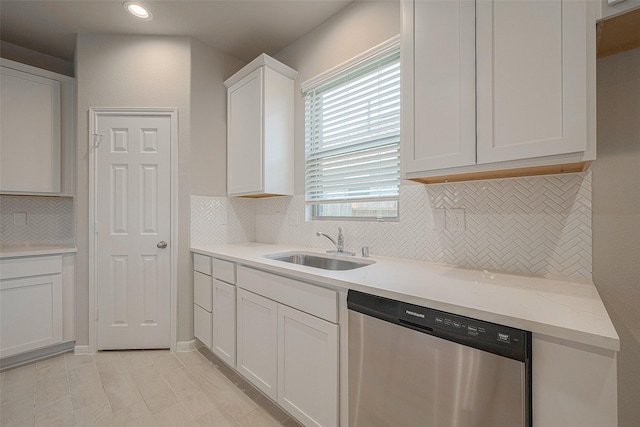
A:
348,290,531,427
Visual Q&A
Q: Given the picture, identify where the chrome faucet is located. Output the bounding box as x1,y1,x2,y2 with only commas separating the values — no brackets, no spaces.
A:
316,227,355,256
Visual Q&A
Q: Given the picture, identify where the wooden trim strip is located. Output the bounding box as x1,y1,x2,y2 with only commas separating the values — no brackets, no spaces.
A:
597,7,640,58
408,162,591,185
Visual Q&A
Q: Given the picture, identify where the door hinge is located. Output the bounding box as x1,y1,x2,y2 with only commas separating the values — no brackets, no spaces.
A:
91,133,104,148
95,221,99,234
95,308,99,321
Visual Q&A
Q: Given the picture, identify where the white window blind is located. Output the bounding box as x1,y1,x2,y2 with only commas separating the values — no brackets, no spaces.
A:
304,46,400,219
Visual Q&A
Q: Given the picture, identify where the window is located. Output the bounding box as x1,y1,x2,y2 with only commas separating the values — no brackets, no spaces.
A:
304,42,400,220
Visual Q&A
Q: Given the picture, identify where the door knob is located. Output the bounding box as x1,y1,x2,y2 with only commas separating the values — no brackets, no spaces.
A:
157,241,168,249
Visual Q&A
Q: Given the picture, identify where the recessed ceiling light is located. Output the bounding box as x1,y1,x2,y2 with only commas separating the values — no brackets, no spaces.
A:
124,2,152,20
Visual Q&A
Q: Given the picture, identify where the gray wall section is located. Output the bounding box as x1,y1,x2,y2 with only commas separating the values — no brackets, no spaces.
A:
593,48,640,427
190,39,246,197
74,34,244,346
75,34,192,345
274,0,401,195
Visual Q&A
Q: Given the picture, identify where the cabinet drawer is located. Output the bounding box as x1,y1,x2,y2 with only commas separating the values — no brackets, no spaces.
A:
214,259,236,284
194,271,212,312
237,266,337,323
0,255,62,280
194,304,212,349
193,253,212,276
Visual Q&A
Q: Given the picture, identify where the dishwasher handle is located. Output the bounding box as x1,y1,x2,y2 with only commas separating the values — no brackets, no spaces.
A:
399,318,434,334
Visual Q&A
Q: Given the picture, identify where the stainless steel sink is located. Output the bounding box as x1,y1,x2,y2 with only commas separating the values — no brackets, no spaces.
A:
265,252,375,271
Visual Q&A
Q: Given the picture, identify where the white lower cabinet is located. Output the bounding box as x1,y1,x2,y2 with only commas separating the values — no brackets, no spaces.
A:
193,254,237,361
236,288,278,400
194,304,212,349
212,279,236,367
193,266,213,348
236,266,339,427
0,256,63,358
278,304,339,427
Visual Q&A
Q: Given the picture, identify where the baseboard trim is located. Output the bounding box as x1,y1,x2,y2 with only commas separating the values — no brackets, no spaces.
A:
74,345,90,355
1,341,75,371
176,340,197,352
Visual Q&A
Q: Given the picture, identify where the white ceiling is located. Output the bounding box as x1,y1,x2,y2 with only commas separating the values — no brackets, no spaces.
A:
0,0,354,63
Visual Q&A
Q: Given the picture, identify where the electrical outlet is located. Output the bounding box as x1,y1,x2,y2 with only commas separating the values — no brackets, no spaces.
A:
432,208,445,231
219,210,228,225
449,209,465,231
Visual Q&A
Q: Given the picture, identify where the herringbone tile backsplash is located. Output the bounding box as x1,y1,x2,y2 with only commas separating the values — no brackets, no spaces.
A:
0,195,74,245
192,172,592,281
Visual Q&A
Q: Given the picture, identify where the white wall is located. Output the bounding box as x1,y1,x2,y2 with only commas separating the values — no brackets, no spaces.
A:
593,47,640,427
75,34,192,345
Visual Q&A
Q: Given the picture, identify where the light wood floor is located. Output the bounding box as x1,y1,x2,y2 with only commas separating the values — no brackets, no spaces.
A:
0,349,302,426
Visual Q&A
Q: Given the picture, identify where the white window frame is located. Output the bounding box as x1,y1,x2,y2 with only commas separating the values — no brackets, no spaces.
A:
302,36,401,221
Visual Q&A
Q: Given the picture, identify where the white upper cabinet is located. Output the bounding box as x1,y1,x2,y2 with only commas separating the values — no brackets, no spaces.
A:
0,59,75,194
402,0,476,173
476,0,587,164
224,54,297,197
402,0,596,183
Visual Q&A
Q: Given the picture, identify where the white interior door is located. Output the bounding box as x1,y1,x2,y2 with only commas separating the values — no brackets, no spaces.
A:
95,112,172,350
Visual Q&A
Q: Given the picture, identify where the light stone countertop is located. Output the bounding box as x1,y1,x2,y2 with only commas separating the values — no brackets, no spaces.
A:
192,242,619,352
0,244,77,258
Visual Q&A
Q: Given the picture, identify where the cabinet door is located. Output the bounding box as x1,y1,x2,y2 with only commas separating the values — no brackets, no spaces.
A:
278,304,339,427
476,0,587,164
194,271,212,312
402,0,476,173
0,67,61,193
212,279,236,367
236,288,277,400
194,304,212,349
0,274,63,358
227,68,263,196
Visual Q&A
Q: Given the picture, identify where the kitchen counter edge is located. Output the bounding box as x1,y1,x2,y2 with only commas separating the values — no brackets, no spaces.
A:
0,246,78,258
191,243,619,352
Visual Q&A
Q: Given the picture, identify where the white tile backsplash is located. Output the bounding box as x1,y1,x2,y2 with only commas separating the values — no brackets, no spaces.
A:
191,172,592,282
0,195,74,245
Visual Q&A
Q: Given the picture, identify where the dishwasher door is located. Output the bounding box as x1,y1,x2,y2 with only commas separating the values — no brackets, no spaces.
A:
349,310,528,427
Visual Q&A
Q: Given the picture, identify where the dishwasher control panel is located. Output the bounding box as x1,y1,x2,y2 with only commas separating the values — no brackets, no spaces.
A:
348,289,530,362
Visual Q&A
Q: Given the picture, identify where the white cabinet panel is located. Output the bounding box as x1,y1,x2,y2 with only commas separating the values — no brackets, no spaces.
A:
236,288,278,400
213,258,236,284
278,304,339,427
0,255,62,280
476,0,587,164
194,271,212,312
225,54,296,197
227,68,264,196
237,265,337,323
212,279,236,367
0,66,61,193
402,0,476,172
532,335,617,427
402,0,595,182
194,304,212,349
0,274,63,358
193,253,212,276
